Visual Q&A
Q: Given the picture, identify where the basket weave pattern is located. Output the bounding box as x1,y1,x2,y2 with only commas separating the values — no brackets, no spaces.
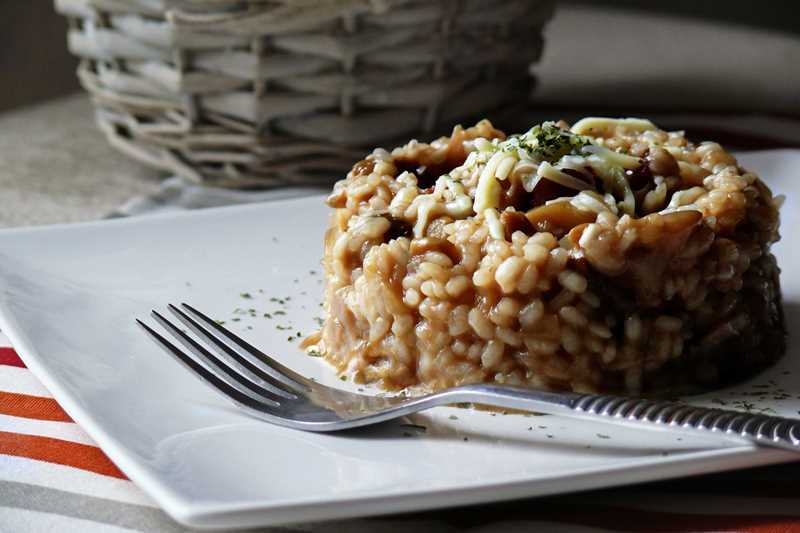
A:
55,0,555,187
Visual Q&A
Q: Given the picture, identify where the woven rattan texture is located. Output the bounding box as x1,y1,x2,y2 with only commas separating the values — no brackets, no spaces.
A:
55,0,555,187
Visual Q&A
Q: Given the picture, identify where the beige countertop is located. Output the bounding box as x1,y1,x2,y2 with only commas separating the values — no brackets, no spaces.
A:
0,94,162,228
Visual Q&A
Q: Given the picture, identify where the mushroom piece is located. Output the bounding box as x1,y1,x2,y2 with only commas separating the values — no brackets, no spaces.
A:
526,202,598,236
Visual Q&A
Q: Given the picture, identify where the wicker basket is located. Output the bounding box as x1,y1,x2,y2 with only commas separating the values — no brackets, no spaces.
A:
55,0,555,188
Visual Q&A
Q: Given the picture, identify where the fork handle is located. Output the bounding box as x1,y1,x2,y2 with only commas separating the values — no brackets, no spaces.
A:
443,385,800,452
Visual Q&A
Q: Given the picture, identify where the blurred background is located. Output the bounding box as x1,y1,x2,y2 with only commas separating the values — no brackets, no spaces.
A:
1,0,800,226
4,1,799,113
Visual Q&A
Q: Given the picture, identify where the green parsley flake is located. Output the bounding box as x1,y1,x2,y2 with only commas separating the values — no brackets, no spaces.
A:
504,121,591,162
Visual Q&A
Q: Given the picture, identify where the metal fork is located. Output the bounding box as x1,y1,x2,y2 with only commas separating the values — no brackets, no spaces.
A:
137,303,800,452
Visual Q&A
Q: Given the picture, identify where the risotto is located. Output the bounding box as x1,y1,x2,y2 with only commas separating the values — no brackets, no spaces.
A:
312,117,784,394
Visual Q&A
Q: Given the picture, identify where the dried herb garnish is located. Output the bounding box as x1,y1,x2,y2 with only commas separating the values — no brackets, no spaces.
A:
504,122,591,162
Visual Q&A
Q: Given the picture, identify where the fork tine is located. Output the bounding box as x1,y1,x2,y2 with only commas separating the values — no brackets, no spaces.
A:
180,302,313,390
151,310,295,401
164,304,305,396
136,319,281,410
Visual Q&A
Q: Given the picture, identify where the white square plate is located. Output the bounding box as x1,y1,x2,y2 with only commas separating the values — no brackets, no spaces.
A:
1,150,799,529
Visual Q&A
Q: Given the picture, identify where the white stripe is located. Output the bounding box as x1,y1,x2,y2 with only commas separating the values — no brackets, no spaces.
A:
572,491,800,516
0,507,136,533
0,366,53,397
0,414,95,447
0,331,10,347
0,455,155,507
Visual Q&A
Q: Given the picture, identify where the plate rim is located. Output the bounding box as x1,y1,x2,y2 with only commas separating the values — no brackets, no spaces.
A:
0,198,796,529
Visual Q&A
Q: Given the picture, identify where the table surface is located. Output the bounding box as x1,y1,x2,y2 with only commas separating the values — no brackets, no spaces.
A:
0,93,161,228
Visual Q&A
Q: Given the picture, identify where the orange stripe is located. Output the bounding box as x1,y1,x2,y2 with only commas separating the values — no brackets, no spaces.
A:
0,391,72,422
0,431,127,479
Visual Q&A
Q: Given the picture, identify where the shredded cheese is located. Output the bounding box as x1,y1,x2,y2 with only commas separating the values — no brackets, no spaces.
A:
474,153,505,213
537,161,592,191
582,145,641,170
571,117,656,137
484,208,504,240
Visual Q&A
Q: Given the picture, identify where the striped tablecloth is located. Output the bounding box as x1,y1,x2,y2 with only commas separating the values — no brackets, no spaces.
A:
2,330,800,533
